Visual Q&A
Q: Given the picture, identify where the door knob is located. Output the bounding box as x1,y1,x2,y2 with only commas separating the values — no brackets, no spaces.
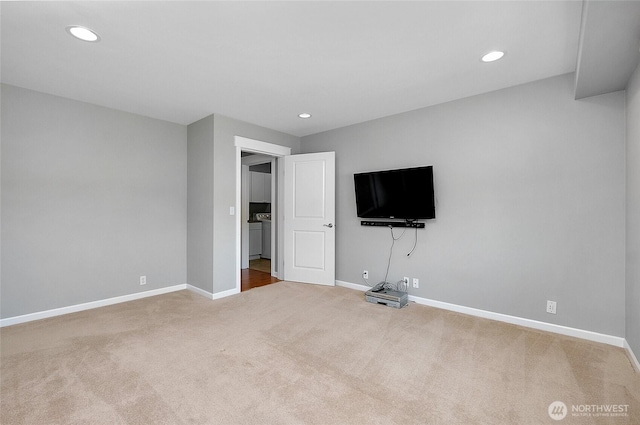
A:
323,223,334,228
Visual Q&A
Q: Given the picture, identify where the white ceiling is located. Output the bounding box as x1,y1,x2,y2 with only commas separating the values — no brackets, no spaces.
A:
1,1,636,137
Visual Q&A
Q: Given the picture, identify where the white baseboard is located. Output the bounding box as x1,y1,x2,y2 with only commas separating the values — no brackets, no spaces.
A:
186,284,215,299
0,284,187,328
212,287,240,300
4,279,634,367
1,283,242,328
336,280,374,292
335,280,626,348
623,339,640,372
186,284,240,301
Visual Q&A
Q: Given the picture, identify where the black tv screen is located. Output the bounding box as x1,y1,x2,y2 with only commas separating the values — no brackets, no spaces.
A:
354,166,435,220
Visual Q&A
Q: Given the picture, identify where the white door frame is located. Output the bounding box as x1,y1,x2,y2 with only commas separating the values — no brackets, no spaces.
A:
240,164,250,269
234,136,291,293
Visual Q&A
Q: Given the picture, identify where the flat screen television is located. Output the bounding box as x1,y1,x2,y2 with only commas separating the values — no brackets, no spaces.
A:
354,166,435,220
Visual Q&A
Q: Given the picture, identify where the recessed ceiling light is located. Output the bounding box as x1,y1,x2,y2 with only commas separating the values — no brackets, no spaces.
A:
298,113,312,119
66,25,100,42
481,51,505,63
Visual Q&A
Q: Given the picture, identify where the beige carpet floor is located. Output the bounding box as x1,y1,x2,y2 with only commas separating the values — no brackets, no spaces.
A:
1,281,639,424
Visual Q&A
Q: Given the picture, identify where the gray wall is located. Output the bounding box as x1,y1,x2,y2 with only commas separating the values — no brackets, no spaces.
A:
1,84,187,319
186,115,215,293
626,63,640,355
301,73,626,337
187,113,300,294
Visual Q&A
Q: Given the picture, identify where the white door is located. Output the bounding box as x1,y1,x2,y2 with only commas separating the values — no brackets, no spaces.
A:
284,152,335,286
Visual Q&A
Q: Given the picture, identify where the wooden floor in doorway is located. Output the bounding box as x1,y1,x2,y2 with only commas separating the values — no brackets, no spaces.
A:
241,266,280,292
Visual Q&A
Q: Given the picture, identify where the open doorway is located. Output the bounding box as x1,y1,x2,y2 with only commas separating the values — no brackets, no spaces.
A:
241,153,280,291
235,136,292,293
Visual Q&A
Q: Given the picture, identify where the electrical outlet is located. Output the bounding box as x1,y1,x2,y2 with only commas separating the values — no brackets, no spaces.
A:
363,270,369,280
140,275,147,286
546,300,556,314
403,276,409,286
412,278,419,289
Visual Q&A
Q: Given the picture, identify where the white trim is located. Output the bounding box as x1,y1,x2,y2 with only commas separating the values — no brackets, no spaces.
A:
275,157,284,280
335,280,625,348
235,136,291,157
336,280,372,292
236,145,242,295
211,287,240,300
187,285,239,301
270,158,277,277
624,339,640,372
234,136,291,294
241,164,250,269
0,284,187,327
186,284,215,300
2,278,632,358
